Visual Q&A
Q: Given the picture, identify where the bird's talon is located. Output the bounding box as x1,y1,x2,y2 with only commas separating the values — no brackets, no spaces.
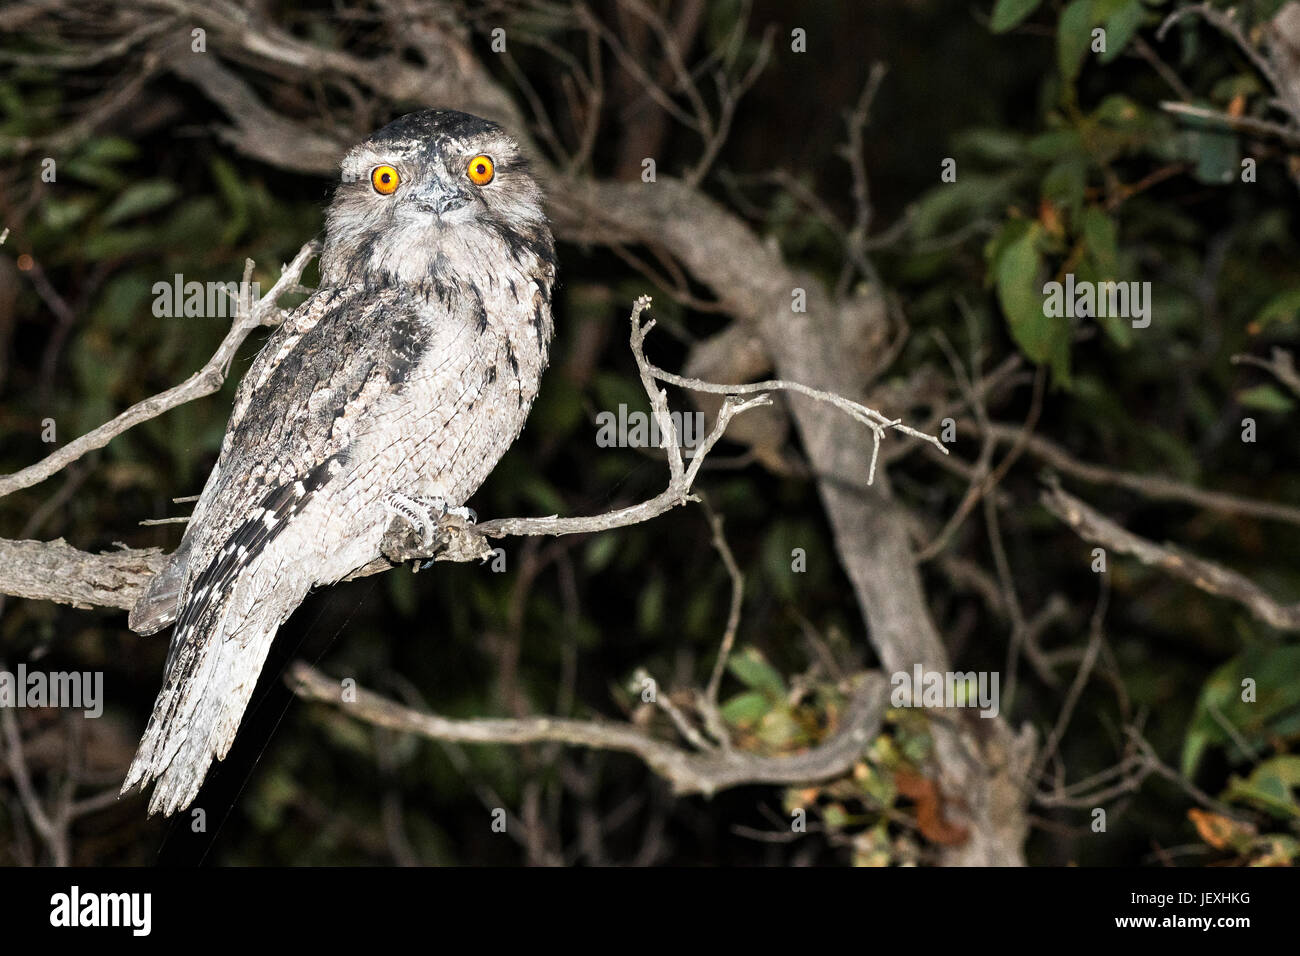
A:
382,492,435,548
383,493,475,547
445,505,477,524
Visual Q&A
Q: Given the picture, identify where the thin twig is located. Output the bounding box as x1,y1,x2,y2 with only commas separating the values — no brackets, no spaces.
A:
0,242,319,500
968,419,1300,528
701,496,744,712
1042,481,1300,632
1233,347,1300,399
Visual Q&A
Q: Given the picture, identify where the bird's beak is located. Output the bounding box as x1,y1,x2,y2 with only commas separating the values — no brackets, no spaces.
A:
413,183,472,217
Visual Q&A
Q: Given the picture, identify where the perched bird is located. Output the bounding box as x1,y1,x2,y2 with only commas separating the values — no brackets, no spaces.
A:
123,109,556,815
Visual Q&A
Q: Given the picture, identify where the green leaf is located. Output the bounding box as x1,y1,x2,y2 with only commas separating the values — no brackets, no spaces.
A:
953,128,1027,163
583,532,620,573
1008,225,1072,384
41,196,94,230
995,223,1070,382
990,0,1043,33
1027,128,1085,160
636,572,666,633
911,175,1012,239
386,569,417,618
81,228,157,260
159,197,222,252
984,218,1033,280
1090,0,1127,18
1253,288,1300,329
1191,126,1240,185
1238,384,1296,413
720,691,771,728
1074,260,1132,348
61,159,127,190
1081,205,1118,276
727,647,786,700
757,709,804,749
1099,0,1145,64
517,471,568,516
94,274,151,333
1225,756,1300,819
1042,156,1087,222
210,155,250,245
1210,74,1263,103
856,762,898,806
76,136,139,164
101,179,180,225
591,370,650,421
1092,94,1144,127
1183,645,1300,776
1058,0,1095,81
1079,206,1128,347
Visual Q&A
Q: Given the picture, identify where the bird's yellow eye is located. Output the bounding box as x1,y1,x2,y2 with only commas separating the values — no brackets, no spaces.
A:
466,155,495,186
371,165,400,195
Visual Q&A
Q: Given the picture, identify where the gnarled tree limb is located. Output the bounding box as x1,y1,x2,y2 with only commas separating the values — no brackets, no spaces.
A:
288,662,889,798
0,538,167,612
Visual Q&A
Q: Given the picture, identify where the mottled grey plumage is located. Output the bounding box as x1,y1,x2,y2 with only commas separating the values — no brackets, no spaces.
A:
123,109,556,815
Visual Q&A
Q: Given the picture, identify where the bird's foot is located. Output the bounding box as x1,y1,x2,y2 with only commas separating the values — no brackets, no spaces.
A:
382,493,476,549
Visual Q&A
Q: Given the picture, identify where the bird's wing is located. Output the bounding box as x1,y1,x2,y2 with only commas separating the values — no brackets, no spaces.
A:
123,285,444,813
202,287,428,528
128,290,340,633
127,287,427,633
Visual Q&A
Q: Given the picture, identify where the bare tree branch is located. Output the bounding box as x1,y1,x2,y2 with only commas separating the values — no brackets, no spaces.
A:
971,419,1300,529
288,661,888,798
1041,482,1300,632
0,538,167,612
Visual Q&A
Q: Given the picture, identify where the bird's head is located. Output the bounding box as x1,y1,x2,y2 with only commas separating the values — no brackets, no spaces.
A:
322,109,553,292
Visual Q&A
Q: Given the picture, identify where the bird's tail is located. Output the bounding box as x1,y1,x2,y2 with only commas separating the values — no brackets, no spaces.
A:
122,561,304,816
124,462,346,814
